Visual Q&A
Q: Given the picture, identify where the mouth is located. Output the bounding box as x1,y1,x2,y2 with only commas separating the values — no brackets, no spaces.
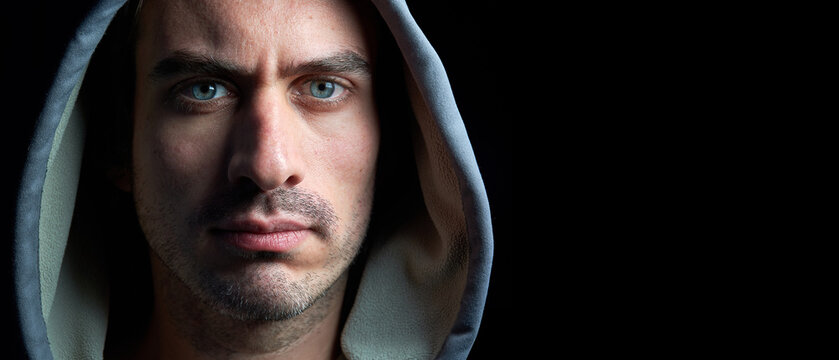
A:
211,218,311,253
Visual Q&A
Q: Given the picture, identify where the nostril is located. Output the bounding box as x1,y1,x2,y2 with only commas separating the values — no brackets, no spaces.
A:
226,151,304,191
229,175,263,195
284,174,303,188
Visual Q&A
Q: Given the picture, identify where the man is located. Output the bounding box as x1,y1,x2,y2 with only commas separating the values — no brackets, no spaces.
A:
11,0,493,359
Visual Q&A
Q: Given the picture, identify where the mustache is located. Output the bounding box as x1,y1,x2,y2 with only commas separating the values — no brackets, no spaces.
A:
190,184,339,238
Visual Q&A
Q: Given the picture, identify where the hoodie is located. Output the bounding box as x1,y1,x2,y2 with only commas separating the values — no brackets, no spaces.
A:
10,0,493,359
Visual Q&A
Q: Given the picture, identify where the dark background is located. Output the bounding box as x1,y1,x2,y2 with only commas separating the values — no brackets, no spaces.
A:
2,0,513,358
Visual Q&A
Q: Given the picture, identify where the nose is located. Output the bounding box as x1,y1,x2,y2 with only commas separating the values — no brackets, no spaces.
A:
227,90,304,191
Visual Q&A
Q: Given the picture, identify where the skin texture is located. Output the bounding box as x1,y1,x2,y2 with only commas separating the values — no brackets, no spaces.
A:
129,0,379,358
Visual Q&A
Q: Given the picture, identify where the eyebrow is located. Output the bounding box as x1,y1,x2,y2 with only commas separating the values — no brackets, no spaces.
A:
149,50,242,81
281,51,371,78
148,49,371,81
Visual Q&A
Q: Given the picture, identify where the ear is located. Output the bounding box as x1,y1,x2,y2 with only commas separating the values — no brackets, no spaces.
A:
109,167,132,192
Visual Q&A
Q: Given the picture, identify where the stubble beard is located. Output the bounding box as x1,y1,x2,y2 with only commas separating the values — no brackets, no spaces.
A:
192,225,364,322
135,182,371,324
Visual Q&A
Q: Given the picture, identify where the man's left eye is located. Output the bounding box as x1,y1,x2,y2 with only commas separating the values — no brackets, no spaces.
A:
189,82,229,100
308,80,345,99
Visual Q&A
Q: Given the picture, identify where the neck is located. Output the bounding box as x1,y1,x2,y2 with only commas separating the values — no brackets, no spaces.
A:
140,256,346,360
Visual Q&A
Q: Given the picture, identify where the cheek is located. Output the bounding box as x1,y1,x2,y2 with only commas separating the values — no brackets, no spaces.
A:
326,112,379,185
133,115,225,199
160,138,204,179
309,110,379,216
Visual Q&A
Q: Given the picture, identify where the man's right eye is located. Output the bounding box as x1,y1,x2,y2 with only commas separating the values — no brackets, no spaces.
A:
189,81,229,101
168,79,237,114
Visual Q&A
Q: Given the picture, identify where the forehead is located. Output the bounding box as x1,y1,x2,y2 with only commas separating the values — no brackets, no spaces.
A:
136,0,375,72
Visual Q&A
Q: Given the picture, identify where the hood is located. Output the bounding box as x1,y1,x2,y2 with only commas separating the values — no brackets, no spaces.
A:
12,0,493,359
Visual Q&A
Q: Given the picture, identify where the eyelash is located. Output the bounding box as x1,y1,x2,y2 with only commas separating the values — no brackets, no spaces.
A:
167,78,237,114
166,76,354,115
292,76,354,111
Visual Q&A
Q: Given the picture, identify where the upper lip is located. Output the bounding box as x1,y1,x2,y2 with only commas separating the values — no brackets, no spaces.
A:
214,216,310,233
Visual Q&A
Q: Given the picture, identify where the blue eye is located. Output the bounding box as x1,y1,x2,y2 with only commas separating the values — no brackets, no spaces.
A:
310,80,341,99
191,82,228,100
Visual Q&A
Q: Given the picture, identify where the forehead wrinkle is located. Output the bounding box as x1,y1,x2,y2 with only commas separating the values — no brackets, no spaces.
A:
139,0,374,82
178,1,297,76
139,0,235,68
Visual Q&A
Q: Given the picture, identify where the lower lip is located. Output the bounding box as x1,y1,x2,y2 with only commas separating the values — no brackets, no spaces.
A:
218,230,308,253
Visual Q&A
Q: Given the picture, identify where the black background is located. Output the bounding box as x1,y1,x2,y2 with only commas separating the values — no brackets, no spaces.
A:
2,1,514,358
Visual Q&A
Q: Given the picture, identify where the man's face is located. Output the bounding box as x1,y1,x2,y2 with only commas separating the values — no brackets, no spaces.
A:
132,0,379,320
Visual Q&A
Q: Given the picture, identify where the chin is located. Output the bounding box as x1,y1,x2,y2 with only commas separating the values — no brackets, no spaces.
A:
190,261,331,322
